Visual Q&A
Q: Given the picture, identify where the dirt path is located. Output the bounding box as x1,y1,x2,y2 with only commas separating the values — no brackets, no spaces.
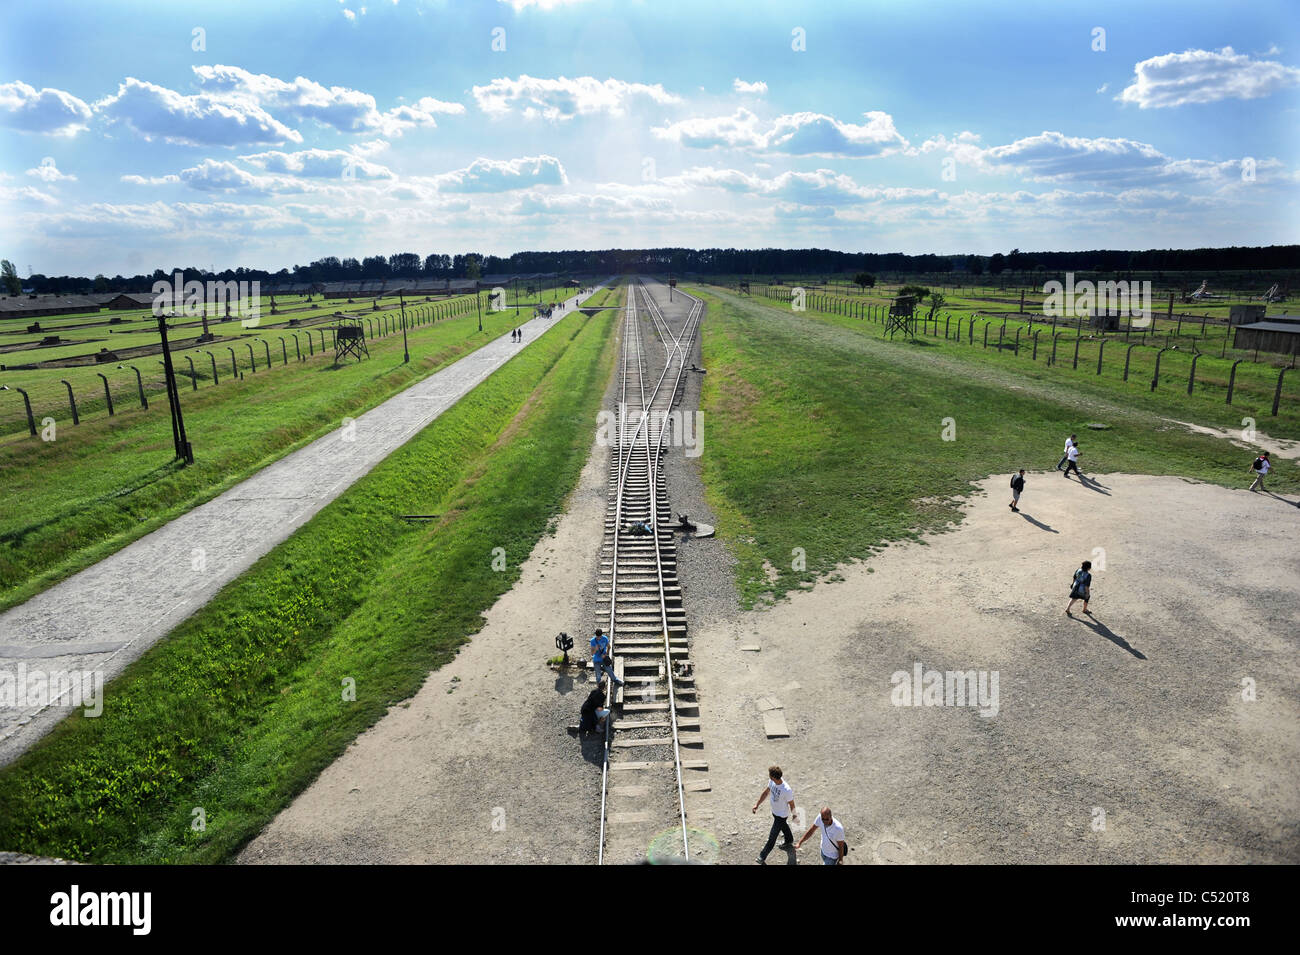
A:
691,472,1300,864
0,288,603,767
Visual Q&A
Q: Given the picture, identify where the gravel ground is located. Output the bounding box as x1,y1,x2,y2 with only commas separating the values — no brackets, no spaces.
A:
690,472,1300,865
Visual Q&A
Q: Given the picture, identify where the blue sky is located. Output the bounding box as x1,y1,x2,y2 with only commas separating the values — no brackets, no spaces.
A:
2,0,1298,275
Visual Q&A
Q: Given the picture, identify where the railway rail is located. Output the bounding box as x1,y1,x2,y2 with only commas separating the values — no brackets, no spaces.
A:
596,278,705,864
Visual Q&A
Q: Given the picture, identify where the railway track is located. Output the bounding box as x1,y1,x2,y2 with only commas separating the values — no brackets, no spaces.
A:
596,279,706,864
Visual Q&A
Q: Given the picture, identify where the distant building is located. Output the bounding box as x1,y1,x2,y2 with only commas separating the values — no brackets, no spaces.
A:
1233,315,1300,356
0,293,103,319
105,292,157,310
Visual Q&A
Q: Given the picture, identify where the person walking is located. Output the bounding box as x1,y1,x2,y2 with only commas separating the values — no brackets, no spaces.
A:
752,766,796,864
1248,451,1271,491
796,807,847,865
1056,434,1078,471
1066,560,1093,616
589,628,623,686
1063,443,1081,480
1009,469,1026,511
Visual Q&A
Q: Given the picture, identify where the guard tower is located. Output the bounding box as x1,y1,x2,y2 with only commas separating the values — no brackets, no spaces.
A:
333,316,369,364
885,295,917,338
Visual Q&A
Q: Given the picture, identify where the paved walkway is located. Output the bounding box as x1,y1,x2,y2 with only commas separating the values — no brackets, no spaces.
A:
0,288,604,765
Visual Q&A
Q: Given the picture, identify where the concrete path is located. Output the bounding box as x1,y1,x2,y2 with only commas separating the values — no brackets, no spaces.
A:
0,287,605,766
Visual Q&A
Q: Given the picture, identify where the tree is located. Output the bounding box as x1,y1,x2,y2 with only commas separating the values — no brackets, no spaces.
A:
1,259,21,295
988,253,1006,275
361,255,390,278
853,272,876,289
899,284,930,303
388,252,421,275
927,292,946,319
464,255,482,280
93,273,109,292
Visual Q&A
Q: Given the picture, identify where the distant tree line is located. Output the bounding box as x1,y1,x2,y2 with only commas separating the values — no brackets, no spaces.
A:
11,245,1298,294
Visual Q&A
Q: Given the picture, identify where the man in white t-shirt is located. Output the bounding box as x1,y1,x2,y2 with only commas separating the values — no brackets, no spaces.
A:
797,806,847,865
1249,451,1271,491
1063,443,1081,479
752,765,796,864
1056,434,1077,471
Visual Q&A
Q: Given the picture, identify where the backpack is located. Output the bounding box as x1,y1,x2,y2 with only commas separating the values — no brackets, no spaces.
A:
1253,457,1265,471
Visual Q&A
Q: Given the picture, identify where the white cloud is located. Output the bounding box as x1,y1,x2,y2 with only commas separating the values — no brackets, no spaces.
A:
472,75,681,120
499,0,594,10
651,108,765,149
432,155,567,192
668,165,937,206
0,81,92,136
176,159,302,194
766,111,907,157
512,190,673,214
94,77,302,146
0,184,58,204
917,129,1278,187
121,173,181,186
25,159,76,182
733,78,767,95
653,109,907,157
343,9,356,20
192,65,463,136
1118,47,1300,108
239,147,394,179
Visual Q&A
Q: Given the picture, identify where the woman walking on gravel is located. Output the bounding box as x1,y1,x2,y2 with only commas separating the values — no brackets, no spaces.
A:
1066,560,1093,616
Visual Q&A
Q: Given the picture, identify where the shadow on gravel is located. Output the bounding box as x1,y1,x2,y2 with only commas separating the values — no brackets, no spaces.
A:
1067,473,1111,496
1261,490,1300,508
1018,512,1059,533
1078,614,1147,660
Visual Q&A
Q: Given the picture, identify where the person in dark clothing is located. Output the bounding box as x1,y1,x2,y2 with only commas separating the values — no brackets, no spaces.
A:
1066,560,1093,616
1009,470,1026,511
579,681,610,736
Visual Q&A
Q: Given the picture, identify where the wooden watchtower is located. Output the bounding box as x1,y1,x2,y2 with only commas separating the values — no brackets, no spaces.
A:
333,316,369,363
885,295,918,338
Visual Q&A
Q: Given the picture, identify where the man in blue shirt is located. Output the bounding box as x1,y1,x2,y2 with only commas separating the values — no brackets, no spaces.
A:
590,628,623,686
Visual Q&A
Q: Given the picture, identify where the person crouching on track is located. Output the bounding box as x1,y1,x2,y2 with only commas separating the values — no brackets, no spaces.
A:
579,681,610,737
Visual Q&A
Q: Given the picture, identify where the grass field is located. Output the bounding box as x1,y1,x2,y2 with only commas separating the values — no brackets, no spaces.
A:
0,296,572,612
0,301,617,863
733,285,1300,426
733,279,1299,366
0,293,493,437
0,282,578,438
691,285,1294,609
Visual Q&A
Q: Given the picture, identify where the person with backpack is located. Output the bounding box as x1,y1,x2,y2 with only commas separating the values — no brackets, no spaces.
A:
1066,560,1093,616
797,807,847,865
752,765,796,864
1249,451,1271,492
1056,434,1077,471
1009,469,1026,512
